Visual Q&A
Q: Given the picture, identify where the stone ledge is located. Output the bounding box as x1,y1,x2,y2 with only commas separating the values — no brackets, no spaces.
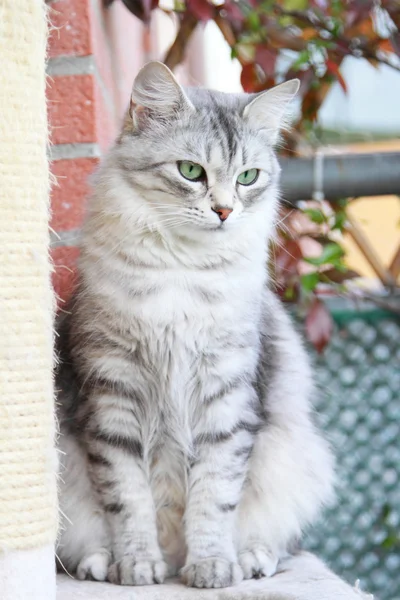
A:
57,552,373,600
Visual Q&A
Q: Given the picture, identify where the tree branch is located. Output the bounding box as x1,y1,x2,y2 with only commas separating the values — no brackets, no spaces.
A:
273,3,400,73
214,13,244,65
361,51,400,72
164,13,198,71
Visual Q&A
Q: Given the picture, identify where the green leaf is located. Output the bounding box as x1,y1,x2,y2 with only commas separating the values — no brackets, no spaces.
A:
236,42,256,63
284,285,296,301
304,242,345,266
381,503,392,523
333,261,347,272
312,38,336,50
332,210,347,231
174,0,185,10
303,208,326,224
331,0,344,17
330,18,343,38
381,532,400,550
300,272,319,293
283,0,307,9
247,11,261,31
291,49,311,70
336,198,349,208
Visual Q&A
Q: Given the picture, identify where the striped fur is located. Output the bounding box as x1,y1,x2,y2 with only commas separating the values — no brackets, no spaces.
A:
56,63,334,588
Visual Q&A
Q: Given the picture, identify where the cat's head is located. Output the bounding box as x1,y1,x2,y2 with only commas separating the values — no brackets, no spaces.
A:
114,62,298,241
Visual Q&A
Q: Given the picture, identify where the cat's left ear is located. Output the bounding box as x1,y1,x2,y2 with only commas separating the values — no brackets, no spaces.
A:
243,79,300,144
130,61,193,126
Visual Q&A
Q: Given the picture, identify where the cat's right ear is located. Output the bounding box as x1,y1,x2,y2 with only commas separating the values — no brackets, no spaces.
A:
130,61,194,128
243,79,300,144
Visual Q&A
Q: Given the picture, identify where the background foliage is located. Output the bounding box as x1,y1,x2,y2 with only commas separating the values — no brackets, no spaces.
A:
107,0,400,350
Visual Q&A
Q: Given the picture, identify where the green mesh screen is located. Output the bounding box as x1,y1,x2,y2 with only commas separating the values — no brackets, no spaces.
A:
303,307,400,600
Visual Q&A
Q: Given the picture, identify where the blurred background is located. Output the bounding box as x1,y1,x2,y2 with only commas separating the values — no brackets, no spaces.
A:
46,1,400,598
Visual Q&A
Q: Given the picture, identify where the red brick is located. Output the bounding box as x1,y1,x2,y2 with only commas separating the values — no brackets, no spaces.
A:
52,246,80,308
48,0,93,58
48,75,96,145
50,158,99,231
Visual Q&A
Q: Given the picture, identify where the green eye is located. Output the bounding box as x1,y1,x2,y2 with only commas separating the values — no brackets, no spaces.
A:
237,168,259,186
178,161,205,181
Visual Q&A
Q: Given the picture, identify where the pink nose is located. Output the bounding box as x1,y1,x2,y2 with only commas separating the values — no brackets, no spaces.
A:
212,207,233,222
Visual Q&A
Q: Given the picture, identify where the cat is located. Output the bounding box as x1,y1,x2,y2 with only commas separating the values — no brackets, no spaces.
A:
56,61,334,589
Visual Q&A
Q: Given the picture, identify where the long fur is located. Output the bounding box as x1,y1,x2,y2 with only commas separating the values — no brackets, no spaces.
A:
56,63,334,589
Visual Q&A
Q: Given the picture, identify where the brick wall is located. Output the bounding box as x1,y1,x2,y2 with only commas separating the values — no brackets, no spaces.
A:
47,1,204,308
48,0,191,307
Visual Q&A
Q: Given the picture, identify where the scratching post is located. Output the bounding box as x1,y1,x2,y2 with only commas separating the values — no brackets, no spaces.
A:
0,2,57,599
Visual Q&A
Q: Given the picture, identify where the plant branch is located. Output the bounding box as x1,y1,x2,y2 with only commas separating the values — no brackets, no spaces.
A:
361,51,400,72
273,4,400,73
351,291,400,315
389,245,400,279
164,12,198,71
345,214,397,288
214,13,245,65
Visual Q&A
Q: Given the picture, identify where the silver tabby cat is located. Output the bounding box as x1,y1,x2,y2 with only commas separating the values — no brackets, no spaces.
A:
56,62,334,588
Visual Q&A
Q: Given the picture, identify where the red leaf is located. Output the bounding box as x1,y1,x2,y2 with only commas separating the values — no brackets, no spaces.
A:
240,63,259,92
346,16,376,40
222,0,244,24
335,39,351,54
323,267,359,283
255,46,277,77
305,298,333,353
285,66,314,93
326,60,347,93
275,240,303,278
121,0,157,22
301,87,321,122
379,38,393,52
187,0,214,21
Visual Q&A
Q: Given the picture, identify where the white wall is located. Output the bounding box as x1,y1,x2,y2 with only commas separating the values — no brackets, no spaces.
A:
319,57,400,133
203,21,242,92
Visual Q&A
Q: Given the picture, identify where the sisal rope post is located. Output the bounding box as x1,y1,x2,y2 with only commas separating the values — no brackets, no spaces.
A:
0,1,57,598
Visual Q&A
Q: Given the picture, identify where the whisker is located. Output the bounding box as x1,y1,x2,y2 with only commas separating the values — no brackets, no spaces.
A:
55,552,75,579
59,507,73,526
276,209,294,229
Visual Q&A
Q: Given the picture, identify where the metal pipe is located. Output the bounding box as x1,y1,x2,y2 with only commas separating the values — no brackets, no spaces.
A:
279,152,400,205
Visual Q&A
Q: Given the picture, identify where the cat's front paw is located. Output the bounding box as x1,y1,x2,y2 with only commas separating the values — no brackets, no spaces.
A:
108,556,167,586
239,547,278,580
181,557,243,588
76,550,110,581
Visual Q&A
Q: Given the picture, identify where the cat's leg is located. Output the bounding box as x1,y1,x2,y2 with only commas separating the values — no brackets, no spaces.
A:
182,389,259,589
238,295,334,579
83,390,167,586
57,433,111,581
182,439,245,588
238,419,333,579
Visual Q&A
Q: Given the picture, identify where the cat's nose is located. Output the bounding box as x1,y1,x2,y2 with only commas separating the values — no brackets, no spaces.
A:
212,207,233,222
